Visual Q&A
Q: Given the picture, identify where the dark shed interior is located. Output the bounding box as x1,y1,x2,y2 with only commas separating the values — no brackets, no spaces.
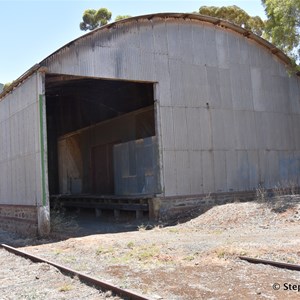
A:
45,74,159,202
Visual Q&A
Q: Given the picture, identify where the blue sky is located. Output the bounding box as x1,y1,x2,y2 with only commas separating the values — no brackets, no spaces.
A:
0,0,266,84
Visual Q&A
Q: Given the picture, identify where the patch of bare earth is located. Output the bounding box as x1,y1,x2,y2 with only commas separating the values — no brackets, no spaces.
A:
2,196,300,299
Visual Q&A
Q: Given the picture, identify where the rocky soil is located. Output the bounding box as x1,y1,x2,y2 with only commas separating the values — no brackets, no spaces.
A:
1,196,300,299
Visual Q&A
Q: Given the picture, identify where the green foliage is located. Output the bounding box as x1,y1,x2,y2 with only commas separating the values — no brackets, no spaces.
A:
199,5,265,36
115,15,132,21
262,0,300,62
3,82,12,91
80,8,112,31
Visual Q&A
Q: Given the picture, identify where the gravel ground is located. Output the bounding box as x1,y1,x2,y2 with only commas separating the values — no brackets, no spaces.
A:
0,248,121,300
1,196,300,299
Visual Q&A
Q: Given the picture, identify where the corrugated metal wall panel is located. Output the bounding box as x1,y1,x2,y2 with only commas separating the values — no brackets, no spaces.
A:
275,76,289,113
139,51,156,81
181,63,202,107
239,35,250,65
0,73,42,206
293,151,300,185
251,67,265,111
206,66,221,108
254,112,267,149
230,64,253,110
4,120,10,161
248,150,259,189
94,29,113,47
247,40,260,67
163,150,177,196
114,136,160,195
159,107,175,150
173,107,188,150
216,29,229,69
179,22,194,64
169,59,184,106
24,154,36,202
199,109,212,150
211,109,225,150
202,150,215,193
267,151,280,187
166,21,180,59
196,65,209,104
189,150,203,194
154,54,172,106
186,108,201,150
237,150,250,190
192,24,206,66
218,68,232,109
222,109,235,149
139,19,154,53
38,16,300,198
286,115,295,150
226,150,238,191
78,47,95,77
0,98,9,123
175,150,191,195
0,161,8,200
292,115,300,150
203,25,218,67
153,20,168,54
214,150,227,192
234,111,257,150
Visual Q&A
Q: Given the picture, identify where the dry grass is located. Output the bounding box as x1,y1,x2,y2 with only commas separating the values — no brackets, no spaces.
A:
50,207,80,235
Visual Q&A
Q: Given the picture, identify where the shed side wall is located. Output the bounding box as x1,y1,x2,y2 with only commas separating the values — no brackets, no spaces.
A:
0,73,48,234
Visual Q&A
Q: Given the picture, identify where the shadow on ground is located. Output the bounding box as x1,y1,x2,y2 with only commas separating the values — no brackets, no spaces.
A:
2,195,300,248
0,208,157,248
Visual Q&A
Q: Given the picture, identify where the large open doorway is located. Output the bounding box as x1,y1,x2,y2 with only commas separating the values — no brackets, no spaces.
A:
45,74,160,221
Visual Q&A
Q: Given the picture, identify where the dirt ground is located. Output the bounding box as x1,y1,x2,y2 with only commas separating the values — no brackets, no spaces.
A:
1,196,300,299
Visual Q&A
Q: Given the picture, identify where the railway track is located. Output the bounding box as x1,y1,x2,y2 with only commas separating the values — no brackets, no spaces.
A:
0,243,151,300
239,256,300,272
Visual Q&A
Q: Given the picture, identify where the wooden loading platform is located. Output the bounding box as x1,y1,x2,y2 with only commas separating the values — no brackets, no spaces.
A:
50,194,152,219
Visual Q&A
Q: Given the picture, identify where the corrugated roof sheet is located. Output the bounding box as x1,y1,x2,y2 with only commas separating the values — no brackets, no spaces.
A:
0,12,294,100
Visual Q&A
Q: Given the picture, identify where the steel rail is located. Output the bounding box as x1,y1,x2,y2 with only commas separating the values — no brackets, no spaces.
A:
239,256,300,272
0,243,151,300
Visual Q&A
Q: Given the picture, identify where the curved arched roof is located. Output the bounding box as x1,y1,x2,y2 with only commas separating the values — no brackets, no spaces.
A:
41,12,291,66
0,13,293,100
